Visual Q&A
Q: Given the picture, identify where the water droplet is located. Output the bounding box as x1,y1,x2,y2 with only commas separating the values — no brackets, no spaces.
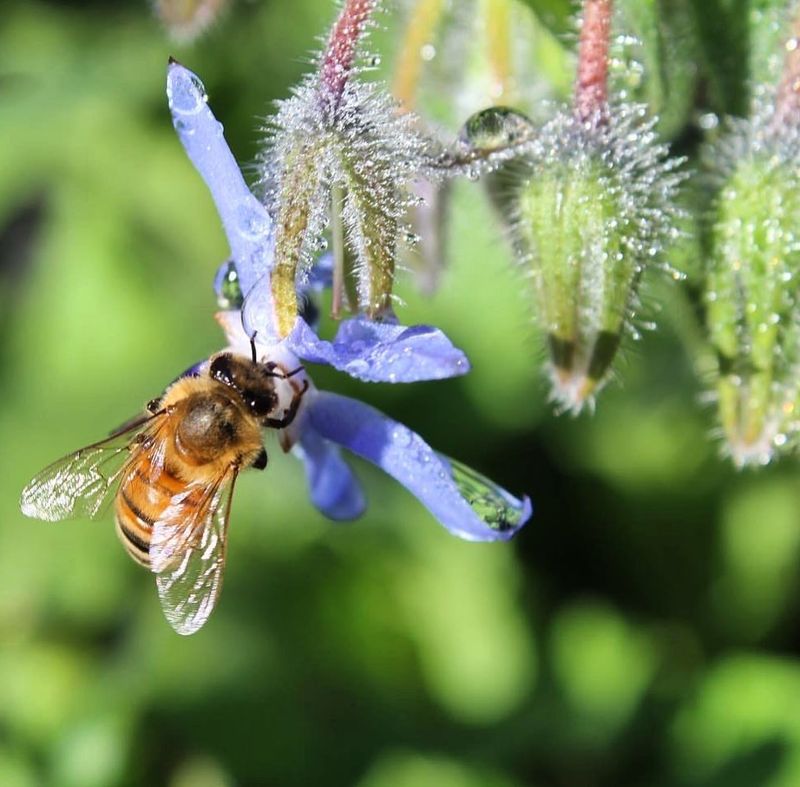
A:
698,112,719,131
460,106,535,153
442,455,525,532
168,71,208,116
236,201,271,240
420,44,436,61
392,427,412,448
347,359,369,376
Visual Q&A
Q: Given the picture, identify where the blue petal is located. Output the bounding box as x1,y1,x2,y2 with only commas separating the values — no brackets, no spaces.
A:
306,392,531,541
294,422,366,521
167,61,273,297
286,316,471,383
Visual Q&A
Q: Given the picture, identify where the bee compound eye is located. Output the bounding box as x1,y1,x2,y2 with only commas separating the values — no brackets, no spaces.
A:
244,392,275,417
210,355,233,386
248,393,271,416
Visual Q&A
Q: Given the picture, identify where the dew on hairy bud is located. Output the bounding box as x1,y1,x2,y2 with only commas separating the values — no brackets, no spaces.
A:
704,115,800,466
512,105,684,413
262,55,432,323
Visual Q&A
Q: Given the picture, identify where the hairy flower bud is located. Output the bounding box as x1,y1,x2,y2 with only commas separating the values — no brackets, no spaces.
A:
704,117,800,466
512,106,683,411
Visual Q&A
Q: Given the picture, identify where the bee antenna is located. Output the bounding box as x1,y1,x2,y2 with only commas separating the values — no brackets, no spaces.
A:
250,333,258,364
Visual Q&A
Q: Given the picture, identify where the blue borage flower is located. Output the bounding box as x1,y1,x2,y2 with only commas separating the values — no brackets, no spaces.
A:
167,61,531,540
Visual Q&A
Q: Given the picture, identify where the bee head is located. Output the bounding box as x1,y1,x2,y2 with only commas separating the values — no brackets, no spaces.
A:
210,353,279,418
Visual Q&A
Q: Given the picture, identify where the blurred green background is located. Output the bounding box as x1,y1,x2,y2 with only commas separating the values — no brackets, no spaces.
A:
2,0,800,785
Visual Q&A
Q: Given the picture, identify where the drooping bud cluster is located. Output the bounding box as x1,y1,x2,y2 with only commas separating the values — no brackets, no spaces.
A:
260,0,431,337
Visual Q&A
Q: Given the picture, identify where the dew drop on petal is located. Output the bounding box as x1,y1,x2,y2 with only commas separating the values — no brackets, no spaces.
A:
347,359,370,376
391,427,413,448
440,455,528,533
236,201,271,240
168,71,208,115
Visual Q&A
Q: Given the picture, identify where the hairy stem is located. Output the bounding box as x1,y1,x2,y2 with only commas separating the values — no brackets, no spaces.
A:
319,0,380,117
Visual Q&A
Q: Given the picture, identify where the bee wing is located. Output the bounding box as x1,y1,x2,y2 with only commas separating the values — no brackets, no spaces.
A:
151,467,238,636
20,414,164,522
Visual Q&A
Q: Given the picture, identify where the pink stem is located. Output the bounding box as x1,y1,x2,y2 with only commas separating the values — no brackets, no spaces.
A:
574,0,613,124
319,0,379,115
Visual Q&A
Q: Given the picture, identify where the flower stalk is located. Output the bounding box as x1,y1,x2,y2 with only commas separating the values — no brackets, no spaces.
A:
575,0,612,124
319,0,379,116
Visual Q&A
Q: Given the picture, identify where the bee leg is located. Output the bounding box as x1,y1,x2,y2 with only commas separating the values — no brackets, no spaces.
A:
264,380,310,429
252,448,268,470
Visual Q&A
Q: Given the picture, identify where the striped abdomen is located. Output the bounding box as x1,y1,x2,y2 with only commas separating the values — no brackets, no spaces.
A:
114,456,186,568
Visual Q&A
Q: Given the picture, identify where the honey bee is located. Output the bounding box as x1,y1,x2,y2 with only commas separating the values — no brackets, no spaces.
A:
20,344,309,635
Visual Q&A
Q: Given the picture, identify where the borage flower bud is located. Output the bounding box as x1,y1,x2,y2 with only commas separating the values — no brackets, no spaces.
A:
703,17,800,466
508,0,683,412
512,106,682,412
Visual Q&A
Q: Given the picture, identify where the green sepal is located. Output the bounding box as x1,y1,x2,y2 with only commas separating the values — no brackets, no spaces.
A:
336,143,398,319
517,154,637,399
271,139,327,337
706,150,800,463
